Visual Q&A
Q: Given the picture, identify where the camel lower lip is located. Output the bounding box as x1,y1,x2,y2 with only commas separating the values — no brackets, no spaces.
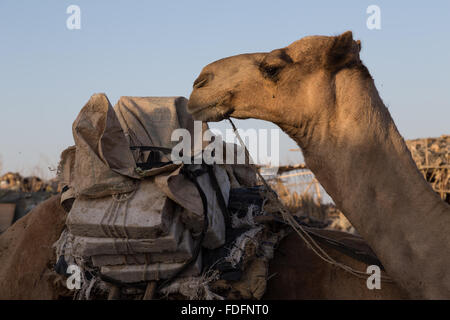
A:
189,102,218,116
189,92,233,118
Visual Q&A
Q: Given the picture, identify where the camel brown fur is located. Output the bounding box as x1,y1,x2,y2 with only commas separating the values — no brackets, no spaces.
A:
265,232,407,299
0,195,68,299
188,31,450,299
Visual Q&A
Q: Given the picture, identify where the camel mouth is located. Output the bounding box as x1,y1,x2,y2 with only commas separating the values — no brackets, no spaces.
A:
189,103,233,122
189,101,219,117
188,92,234,122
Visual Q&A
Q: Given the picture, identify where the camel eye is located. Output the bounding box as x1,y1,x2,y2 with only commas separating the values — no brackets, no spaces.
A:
260,64,283,81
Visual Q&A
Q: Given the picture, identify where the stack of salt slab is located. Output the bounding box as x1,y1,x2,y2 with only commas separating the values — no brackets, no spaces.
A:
61,93,231,284
66,181,197,283
66,165,231,283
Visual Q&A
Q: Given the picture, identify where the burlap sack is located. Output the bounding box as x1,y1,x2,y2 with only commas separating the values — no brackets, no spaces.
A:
66,179,177,239
72,93,138,198
57,146,76,186
114,96,209,176
155,164,230,249
100,253,202,283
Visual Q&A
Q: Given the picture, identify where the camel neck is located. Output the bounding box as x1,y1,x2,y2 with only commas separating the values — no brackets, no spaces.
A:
279,68,450,298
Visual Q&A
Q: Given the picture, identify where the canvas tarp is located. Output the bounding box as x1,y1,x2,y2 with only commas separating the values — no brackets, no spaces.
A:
71,94,139,198
66,179,177,239
65,94,255,198
114,96,209,169
57,146,76,187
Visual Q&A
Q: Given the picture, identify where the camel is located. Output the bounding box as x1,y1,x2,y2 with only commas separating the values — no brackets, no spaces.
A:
0,195,69,299
265,231,407,299
187,31,450,299
0,195,406,299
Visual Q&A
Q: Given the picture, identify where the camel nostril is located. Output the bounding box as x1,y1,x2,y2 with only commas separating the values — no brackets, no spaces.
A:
193,72,213,89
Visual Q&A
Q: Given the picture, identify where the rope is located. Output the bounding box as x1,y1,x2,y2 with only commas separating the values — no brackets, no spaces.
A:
99,188,137,255
227,119,391,282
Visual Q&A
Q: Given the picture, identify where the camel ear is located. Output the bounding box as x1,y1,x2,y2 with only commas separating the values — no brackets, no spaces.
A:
324,31,356,71
356,40,362,52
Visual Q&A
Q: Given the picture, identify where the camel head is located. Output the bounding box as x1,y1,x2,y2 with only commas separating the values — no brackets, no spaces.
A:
188,31,363,127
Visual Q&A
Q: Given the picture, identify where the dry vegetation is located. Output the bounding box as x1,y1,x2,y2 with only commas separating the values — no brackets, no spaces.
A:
406,135,449,203
271,178,355,233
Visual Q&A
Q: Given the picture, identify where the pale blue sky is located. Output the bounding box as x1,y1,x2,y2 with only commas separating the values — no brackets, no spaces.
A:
0,1,449,177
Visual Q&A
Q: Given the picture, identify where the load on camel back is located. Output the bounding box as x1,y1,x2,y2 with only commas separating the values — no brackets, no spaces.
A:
0,93,287,300
0,92,404,300
49,93,281,300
